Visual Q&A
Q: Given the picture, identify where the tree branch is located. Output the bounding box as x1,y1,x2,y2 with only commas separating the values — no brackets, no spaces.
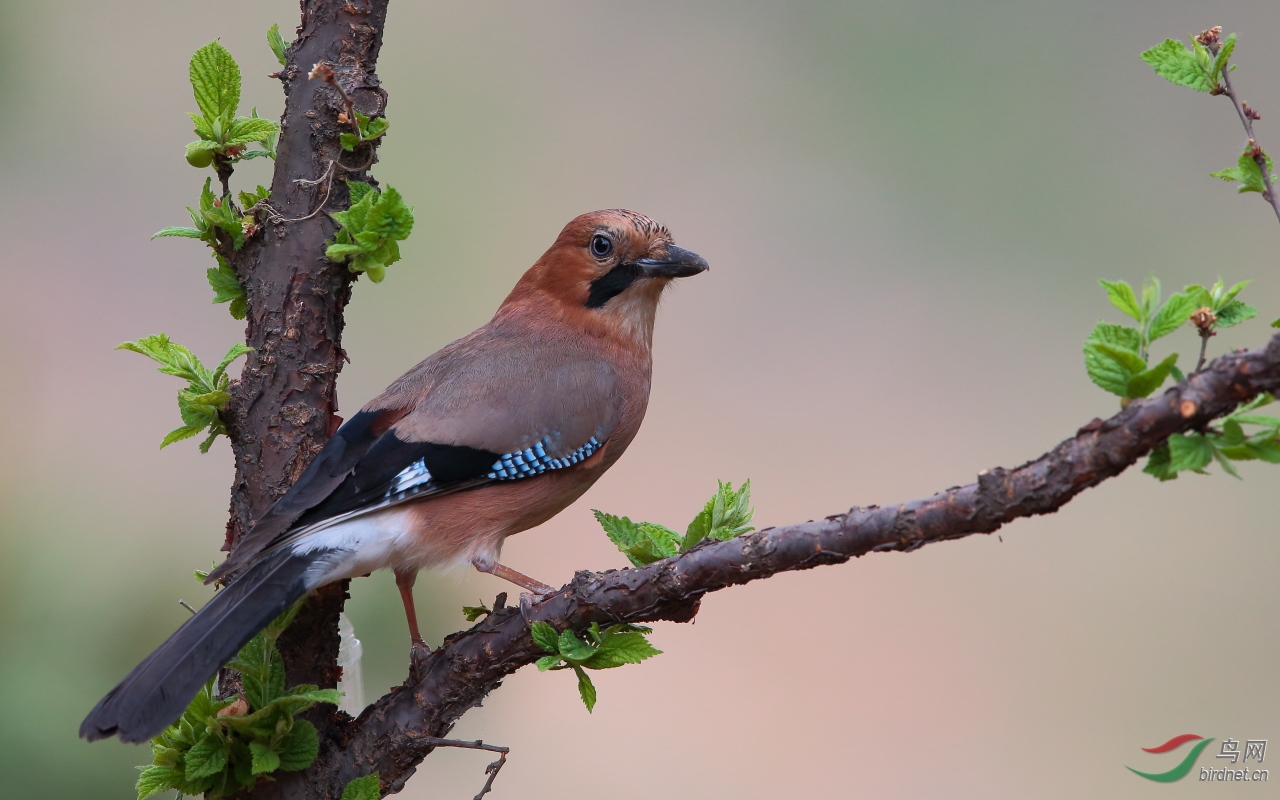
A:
284,335,1280,795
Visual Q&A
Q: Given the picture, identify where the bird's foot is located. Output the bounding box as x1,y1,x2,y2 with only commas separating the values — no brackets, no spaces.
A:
408,639,432,683
517,588,557,624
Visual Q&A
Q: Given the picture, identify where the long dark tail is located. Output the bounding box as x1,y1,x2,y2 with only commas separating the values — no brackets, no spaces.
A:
79,548,319,743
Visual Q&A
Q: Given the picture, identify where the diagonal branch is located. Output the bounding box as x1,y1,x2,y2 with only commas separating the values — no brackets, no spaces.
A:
296,332,1280,795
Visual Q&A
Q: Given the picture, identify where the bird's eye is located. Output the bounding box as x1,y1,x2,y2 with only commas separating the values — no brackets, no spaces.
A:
590,234,613,259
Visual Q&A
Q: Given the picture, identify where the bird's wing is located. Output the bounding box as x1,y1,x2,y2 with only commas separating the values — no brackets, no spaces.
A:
210,335,619,581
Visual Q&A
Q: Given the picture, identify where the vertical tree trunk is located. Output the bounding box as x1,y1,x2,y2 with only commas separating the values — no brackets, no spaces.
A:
220,1,392,796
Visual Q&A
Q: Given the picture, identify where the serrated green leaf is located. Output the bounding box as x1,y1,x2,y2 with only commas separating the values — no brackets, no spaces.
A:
207,262,247,311
267,23,289,67
1210,442,1242,479
1083,322,1144,396
186,138,220,156
530,621,560,653
226,117,279,147
185,734,230,781
1099,279,1142,321
593,510,680,566
326,243,366,262
160,426,204,448
214,343,252,381
581,632,662,669
347,180,376,205
1215,300,1258,329
557,629,597,662
1144,442,1177,481
340,132,360,151
341,773,382,800
1140,38,1213,91
189,111,215,141
153,226,203,239
1212,146,1275,193
1149,292,1196,340
1184,283,1213,310
1219,279,1250,307
462,602,490,622
136,764,182,800
1168,433,1213,472
364,117,389,140
190,41,242,124
536,654,563,671
1126,352,1179,398
1211,32,1237,81
276,719,319,771
574,665,597,712
249,742,281,775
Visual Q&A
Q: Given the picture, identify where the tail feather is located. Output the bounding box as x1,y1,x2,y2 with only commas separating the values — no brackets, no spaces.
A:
79,548,322,743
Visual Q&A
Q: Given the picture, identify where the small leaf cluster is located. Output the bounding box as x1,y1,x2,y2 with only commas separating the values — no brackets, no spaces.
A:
1085,277,1198,401
116,334,252,452
595,479,754,567
1184,278,1258,330
1211,147,1277,194
1140,32,1236,94
1146,394,1280,480
185,41,278,168
154,178,259,319
325,181,415,282
531,621,661,712
136,601,343,798
340,110,390,152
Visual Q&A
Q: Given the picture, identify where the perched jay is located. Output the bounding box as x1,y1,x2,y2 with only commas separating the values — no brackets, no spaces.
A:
81,209,707,743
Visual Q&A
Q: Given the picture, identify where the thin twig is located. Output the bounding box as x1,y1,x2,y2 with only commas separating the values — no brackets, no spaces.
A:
1196,330,1212,372
413,736,510,800
1207,31,1280,225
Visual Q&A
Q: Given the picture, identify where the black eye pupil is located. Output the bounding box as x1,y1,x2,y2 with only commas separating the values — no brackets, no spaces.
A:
591,235,612,257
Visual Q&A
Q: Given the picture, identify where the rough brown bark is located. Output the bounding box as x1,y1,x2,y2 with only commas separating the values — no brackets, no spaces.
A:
215,1,391,797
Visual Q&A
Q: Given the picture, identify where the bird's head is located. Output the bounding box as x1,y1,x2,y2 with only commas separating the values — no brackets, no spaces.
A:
504,209,708,345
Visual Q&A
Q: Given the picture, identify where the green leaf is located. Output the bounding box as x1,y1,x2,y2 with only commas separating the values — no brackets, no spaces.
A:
267,23,289,67
213,343,252,381
136,764,182,800
185,735,230,781
1211,33,1238,82
190,41,242,125
1126,352,1179,398
1144,443,1177,481
462,602,490,622
207,262,248,319
1169,364,1185,382
277,720,319,771
1083,322,1144,396
1167,433,1213,472
581,631,662,669
185,138,219,157
153,226,203,239
1140,275,1162,322
225,117,279,147
1218,279,1250,307
1211,442,1242,479
1099,279,1142,321
574,666,597,712
530,621,560,653
535,654,563,671
341,773,382,800
1184,283,1213,310
347,180,376,205
249,741,281,775
1215,300,1258,328
1140,38,1213,92
557,629,596,663
340,132,360,152
325,243,366,262
1211,146,1275,193
1148,292,1196,340
593,510,680,566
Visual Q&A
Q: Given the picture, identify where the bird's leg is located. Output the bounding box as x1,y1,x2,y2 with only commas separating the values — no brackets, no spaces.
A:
471,555,557,622
470,555,556,595
394,567,428,651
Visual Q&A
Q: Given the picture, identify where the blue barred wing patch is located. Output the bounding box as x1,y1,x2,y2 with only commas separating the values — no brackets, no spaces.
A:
488,436,601,479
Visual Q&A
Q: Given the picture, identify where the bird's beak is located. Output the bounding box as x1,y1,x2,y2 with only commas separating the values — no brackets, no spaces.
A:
631,245,709,278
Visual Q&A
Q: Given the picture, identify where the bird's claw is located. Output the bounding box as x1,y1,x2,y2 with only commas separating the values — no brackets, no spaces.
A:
408,640,431,683
517,589,555,624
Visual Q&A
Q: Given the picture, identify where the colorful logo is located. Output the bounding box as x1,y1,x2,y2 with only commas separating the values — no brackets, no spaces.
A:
1127,734,1215,782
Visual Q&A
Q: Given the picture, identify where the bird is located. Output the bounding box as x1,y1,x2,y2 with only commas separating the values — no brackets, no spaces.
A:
80,209,707,744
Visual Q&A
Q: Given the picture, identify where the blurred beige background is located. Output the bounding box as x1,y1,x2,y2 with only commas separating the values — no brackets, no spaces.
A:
2,1,1278,798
